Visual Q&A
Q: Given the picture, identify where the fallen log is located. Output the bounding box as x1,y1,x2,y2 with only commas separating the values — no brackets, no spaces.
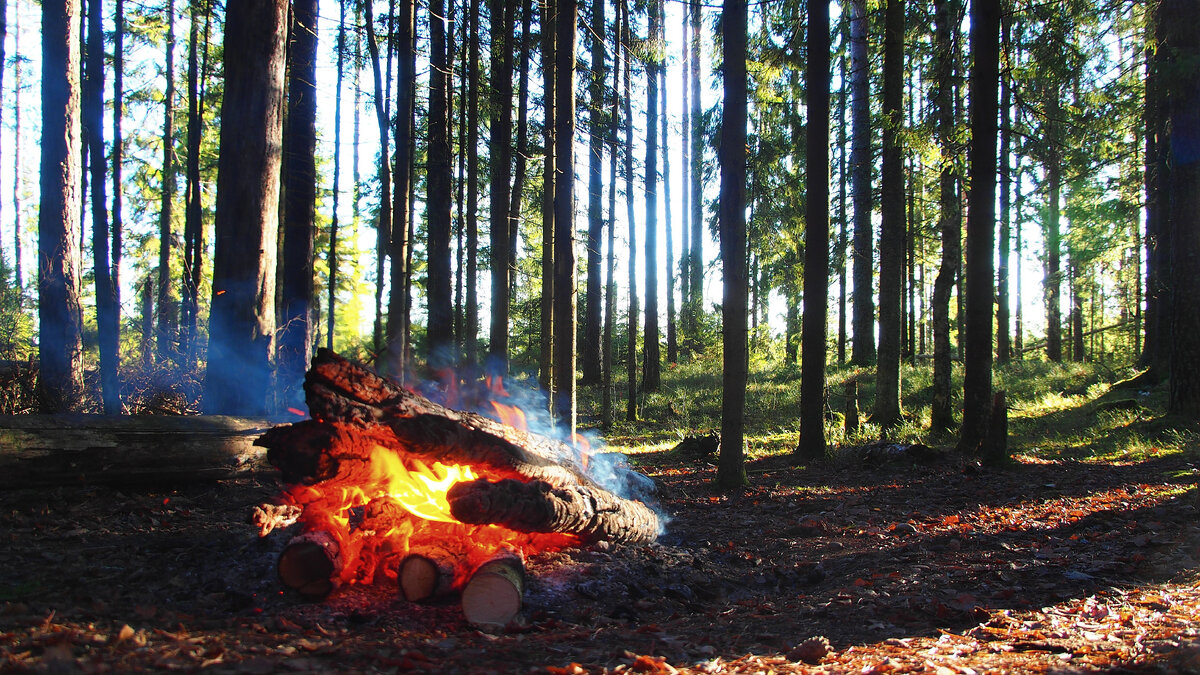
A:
461,550,525,628
0,414,276,489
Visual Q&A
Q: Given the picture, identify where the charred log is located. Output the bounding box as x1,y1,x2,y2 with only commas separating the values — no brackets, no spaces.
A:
277,530,343,599
447,478,660,545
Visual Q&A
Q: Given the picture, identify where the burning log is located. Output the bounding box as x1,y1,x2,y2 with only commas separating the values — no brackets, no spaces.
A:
461,550,525,628
255,350,662,608
447,478,660,545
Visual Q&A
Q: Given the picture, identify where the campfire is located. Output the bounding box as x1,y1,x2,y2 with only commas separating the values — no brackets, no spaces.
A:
252,350,660,627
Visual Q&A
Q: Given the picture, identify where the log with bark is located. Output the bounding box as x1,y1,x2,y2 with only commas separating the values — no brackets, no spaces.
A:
0,414,276,489
257,349,661,546
460,550,525,628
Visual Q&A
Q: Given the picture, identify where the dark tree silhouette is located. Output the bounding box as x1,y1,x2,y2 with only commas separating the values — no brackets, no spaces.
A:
874,0,905,428
427,0,454,363
279,0,319,406
797,0,830,462
717,0,748,491
203,0,287,416
553,0,579,434
958,0,1000,457
582,0,606,385
38,0,85,413
848,0,875,366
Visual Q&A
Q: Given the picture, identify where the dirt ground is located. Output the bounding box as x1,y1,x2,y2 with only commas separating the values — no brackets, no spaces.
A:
2,447,1198,674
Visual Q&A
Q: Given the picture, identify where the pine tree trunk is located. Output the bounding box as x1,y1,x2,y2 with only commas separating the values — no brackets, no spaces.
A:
553,0,578,435
387,0,417,378
1044,93,1063,363
602,18,620,428
717,0,748,490
539,0,556,392
507,0,531,299
797,0,830,461
582,0,606,385
203,0,287,416
181,0,212,365
488,0,515,373
280,0,319,407
996,11,1011,364
465,0,481,366
327,0,347,351
38,0,85,414
427,0,454,362
874,0,905,428
837,48,848,366
959,0,999,458
641,0,662,393
687,0,703,352
363,0,393,358
622,0,638,422
662,67,677,365
157,0,177,363
86,0,119,414
930,0,962,432
679,13,691,334
849,0,875,366
1162,0,1200,415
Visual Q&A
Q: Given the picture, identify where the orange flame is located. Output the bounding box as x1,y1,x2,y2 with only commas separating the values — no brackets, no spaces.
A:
370,447,477,523
490,400,528,432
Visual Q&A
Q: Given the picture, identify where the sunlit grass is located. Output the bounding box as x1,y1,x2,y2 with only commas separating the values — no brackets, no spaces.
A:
585,352,1197,466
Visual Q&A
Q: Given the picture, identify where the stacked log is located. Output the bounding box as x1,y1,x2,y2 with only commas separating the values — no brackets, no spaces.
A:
255,350,661,626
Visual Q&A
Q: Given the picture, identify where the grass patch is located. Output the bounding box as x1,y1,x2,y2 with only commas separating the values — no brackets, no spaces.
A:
582,355,1197,465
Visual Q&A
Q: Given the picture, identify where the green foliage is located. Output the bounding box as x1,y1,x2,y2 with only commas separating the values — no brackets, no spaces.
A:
596,333,1192,469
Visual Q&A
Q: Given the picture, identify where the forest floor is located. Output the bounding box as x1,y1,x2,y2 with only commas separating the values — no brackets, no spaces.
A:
1,363,1199,673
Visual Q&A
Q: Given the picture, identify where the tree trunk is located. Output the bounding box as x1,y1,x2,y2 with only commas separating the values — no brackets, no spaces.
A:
959,0,999,459
602,22,620,428
280,0,319,408
387,0,417,378
553,0,578,434
679,11,691,335
362,0,393,359
687,0,703,352
539,0,556,391
642,0,662,394
203,0,287,416
327,0,347,351
507,0,531,299
1044,92,1063,363
996,10,1011,364
717,0,748,491
663,67,677,365
582,0,606,385
797,0,830,462
488,0,515,373
1141,4,1169,379
156,0,177,364
930,0,962,433
849,0,874,366
874,0,905,429
1163,0,1200,415
86,0,119,414
181,0,211,365
837,48,848,366
11,6,23,292
465,0,481,366
38,0,85,414
622,0,637,423
427,0,454,363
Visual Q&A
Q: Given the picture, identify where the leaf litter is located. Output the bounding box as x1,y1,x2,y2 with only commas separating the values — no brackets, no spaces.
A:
0,449,1197,673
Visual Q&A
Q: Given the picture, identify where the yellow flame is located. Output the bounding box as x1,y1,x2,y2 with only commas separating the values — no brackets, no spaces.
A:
371,447,476,523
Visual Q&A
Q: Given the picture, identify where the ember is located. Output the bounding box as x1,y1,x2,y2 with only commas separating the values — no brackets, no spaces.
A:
254,350,660,626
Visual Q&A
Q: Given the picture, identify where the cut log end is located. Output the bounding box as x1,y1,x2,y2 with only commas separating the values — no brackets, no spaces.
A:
461,553,525,629
278,531,341,599
399,553,456,602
